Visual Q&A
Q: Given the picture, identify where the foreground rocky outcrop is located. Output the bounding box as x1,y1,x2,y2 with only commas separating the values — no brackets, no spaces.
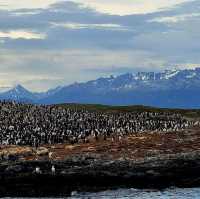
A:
1,151,200,197
1,128,200,197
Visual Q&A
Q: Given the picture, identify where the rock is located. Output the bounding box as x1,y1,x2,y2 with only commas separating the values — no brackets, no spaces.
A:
0,147,33,161
1,151,200,196
5,165,23,173
36,147,49,156
146,149,162,156
65,145,75,150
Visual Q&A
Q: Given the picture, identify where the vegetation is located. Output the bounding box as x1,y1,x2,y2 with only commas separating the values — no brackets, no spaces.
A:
58,103,200,118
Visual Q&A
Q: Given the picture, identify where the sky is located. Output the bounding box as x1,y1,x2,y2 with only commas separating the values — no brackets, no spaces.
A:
0,0,199,91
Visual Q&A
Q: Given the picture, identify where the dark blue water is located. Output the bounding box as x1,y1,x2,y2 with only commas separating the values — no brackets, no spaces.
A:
69,188,200,198
4,188,200,198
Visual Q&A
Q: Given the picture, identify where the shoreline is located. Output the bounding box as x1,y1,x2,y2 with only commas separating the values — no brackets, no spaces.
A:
1,151,200,197
1,128,200,197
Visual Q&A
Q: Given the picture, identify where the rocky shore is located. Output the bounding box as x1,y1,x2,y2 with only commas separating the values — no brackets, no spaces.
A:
1,128,200,197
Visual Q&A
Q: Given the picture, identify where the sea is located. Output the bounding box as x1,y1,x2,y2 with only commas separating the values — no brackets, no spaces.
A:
3,188,200,199
68,188,200,198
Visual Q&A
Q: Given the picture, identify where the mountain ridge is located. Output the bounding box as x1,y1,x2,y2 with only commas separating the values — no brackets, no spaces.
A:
1,68,200,108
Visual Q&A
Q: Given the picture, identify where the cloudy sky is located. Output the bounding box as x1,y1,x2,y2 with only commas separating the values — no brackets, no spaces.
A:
0,0,199,91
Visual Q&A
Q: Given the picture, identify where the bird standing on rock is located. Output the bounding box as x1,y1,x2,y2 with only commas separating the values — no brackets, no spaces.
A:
51,165,56,174
35,167,42,174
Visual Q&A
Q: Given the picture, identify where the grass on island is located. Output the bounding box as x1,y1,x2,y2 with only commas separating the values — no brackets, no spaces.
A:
58,103,200,119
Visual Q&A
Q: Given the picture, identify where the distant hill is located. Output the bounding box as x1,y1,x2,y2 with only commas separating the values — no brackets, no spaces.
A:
2,68,200,108
57,103,200,119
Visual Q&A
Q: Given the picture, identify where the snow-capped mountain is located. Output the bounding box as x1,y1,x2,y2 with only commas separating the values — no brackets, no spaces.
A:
33,86,64,100
0,85,36,102
1,68,200,108
0,84,64,103
38,67,200,108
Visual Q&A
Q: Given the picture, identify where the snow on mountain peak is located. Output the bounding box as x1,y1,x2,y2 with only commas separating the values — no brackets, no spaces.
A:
13,84,27,93
163,69,180,80
186,72,196,79
0,67,200,106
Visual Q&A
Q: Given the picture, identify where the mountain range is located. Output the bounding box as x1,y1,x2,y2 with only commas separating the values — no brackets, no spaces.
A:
1,68,200,108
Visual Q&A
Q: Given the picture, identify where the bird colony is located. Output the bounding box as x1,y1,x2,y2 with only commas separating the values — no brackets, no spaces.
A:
0,101,197,147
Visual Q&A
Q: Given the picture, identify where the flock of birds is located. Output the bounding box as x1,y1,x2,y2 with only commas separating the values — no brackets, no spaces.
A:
0,101,198,147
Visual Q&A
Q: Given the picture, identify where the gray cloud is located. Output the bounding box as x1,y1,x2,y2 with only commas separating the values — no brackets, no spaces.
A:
0,0,199,90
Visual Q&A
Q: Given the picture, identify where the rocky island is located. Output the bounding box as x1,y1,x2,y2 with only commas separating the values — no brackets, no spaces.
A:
0,102,200,197
1,127,200,197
